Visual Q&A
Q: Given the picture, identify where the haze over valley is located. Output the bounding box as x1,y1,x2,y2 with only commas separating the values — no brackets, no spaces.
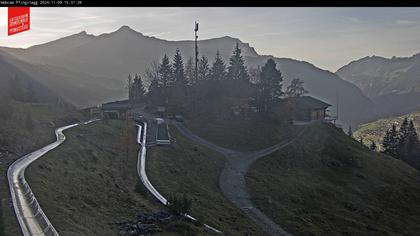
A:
1,7,420,236
0,25,383,128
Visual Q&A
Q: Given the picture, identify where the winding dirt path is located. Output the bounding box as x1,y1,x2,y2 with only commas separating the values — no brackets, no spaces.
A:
174,122,306,235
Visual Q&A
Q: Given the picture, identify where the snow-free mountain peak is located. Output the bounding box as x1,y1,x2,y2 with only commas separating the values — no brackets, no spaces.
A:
113,25,143,35
0,26,377,127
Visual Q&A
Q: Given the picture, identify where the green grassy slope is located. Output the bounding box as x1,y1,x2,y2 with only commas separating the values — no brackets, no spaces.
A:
0,101,82,236
187,115,294,152
0,100,81,153
247,123,420,236
354,110,420,149
147,126,261,235
25,120,162,236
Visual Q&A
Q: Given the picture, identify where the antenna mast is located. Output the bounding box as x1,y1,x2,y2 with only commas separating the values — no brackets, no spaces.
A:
194,21,199,83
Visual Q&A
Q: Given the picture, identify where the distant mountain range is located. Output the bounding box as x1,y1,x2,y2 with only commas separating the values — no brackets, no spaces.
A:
0,50,60,104
0,25,379,127
337,54,420,117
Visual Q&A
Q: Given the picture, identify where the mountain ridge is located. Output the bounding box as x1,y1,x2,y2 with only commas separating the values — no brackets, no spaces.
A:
0,25,376,127
337,51,420,117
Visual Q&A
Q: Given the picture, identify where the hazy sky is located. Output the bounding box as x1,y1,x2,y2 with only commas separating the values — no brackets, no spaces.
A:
1,7,420,71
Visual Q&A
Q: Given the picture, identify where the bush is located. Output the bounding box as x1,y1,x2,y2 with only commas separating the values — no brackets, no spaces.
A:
167,193,192,215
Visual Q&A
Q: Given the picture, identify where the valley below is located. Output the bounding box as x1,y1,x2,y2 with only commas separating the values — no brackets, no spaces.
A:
2,17,420,236
248,123,420,235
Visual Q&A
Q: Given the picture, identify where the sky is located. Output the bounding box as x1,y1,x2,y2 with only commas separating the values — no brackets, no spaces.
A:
1,7,420,71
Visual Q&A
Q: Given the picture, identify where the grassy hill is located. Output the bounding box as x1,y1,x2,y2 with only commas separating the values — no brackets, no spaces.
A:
247,123,420,235
186,114,286,152
0,101,82,236
181,92,296,152
147,126,261,234
0,59,83,235
0,49,81,155
354,110,420,149
25,121,161,235
25,120,210,235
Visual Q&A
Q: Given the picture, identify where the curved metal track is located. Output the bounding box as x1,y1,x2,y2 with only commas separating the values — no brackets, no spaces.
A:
8,119,98,236
135,122,222,234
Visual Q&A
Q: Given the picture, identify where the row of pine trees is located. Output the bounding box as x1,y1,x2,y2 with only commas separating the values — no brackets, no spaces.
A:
128,44,250,95
352,117,420,168
381,117,419,160
147,44,251,88
127,43,307,114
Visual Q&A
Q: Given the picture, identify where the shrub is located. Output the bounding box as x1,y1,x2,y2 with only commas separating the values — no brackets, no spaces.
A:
167,193,192,215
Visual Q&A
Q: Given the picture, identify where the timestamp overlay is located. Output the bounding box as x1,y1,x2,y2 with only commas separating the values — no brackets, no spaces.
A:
0,0,83,6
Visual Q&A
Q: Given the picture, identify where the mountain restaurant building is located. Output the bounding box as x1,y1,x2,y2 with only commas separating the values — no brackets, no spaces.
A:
280,96,331,125
101,100,132,119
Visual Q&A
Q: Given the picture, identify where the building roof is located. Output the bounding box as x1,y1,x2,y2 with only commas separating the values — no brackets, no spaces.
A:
284,96,331,110
101,100,131,111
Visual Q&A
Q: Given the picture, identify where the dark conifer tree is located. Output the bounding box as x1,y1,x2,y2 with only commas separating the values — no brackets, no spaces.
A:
172,48,186,85
254,58,283,114
210,51,227,81
397,117,411,158
148,74,160,103
145,61,161,102
382,124,399,158
130,74,146,102
399,117,410,142
197,56,210,81
407,120,419,149
402,119,420,168
158,54,173,87
227,43,249,81
148,75,159,93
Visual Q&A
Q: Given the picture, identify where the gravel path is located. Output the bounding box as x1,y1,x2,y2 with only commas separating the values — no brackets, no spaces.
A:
174,122,306,236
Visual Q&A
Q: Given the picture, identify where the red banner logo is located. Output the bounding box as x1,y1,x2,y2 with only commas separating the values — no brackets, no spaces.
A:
8,7,30,36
